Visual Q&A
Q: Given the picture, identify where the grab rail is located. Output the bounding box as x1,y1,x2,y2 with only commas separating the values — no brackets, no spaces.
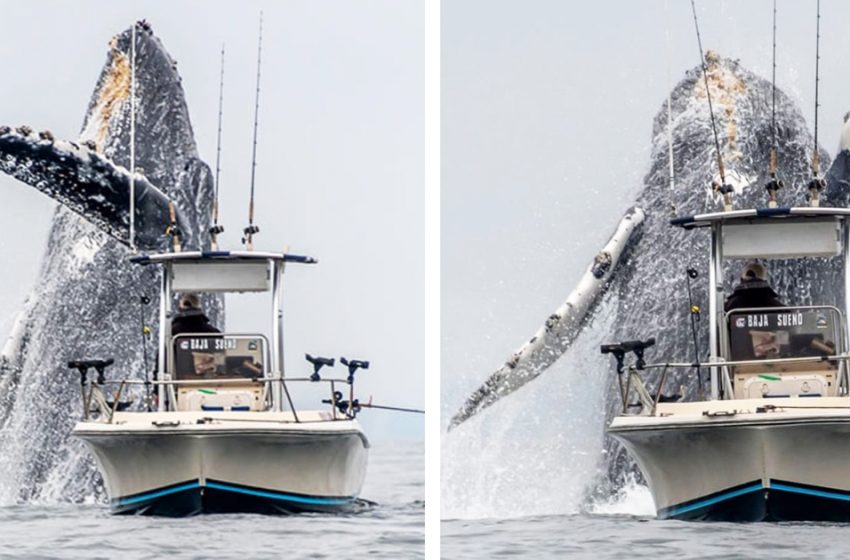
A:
76,374,361,425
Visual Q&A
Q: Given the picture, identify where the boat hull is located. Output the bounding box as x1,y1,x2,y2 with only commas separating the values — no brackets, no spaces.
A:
74,411,369,516
609,399,850,521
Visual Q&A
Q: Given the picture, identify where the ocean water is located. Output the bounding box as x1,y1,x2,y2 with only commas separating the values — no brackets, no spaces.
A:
0,441,423,559
441,484,850,559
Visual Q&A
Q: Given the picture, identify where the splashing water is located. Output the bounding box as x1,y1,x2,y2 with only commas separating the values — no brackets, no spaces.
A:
442,297,617,519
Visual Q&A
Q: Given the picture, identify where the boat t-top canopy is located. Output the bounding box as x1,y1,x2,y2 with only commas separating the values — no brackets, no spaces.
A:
129,250,317,265
130,250,317,294
671,207,850,260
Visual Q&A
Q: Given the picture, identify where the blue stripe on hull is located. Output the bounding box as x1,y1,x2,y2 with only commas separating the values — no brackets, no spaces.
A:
660,482,763,519
660,480,850,522
204,481,354,506
111,480,357,516
116,481,201,506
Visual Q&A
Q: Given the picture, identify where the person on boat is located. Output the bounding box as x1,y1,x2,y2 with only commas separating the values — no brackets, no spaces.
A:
172,293,220,336
724,261,784,312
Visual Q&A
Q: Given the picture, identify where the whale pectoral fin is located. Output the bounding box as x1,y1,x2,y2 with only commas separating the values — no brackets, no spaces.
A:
0,129,180,250
447,206,646,431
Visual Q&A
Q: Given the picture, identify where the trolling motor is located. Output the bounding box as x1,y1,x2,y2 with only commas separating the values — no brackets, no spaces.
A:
305,354,335,381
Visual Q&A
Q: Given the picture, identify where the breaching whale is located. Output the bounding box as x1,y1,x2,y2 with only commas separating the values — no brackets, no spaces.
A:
448,52,849,479
0,22,220,503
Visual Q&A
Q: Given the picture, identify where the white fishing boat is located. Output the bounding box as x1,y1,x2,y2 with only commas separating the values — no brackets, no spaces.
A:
71,250,370,515
606,206,850,521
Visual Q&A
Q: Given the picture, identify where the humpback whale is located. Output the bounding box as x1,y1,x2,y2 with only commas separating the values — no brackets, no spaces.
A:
448,53,850,491
0,23,220,503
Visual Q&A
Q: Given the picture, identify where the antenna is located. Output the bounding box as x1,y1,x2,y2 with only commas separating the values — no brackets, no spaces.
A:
689,0,732,211
765,0,783,208
129,23,137,252
243,11,263,251
210,44,226,250
665,0,675,216
808,0,825,207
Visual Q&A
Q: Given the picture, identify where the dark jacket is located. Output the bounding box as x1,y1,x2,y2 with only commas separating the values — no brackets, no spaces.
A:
724,279,784,313
171,309,220,336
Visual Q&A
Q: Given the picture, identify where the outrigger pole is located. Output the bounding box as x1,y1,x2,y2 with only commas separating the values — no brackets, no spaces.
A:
129,23,137,252
765,0,783,208
808,0,825,207
210,44,226,250
243,11,263,251
689,0,732,211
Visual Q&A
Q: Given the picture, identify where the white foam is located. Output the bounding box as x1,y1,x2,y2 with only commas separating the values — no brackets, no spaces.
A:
840,111,850,153
587,475,656,517
441,297,617,520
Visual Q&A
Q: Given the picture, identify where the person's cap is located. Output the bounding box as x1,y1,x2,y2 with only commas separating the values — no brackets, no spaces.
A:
741,261,768,282
179,293,201,310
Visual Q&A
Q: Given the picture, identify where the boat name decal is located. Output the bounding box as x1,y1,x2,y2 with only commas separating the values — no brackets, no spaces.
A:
737,313,804,328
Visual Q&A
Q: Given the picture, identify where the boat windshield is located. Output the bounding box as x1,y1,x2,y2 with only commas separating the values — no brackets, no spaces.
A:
725,306,841,362
172,334,268,381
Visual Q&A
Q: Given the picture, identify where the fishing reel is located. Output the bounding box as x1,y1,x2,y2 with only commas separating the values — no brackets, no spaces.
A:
764,178,784,208
322,391,361,418
712,182,734,211
242,224,260,247
305,354,335,381
165,223,182,251
807,178,826,207
600,338,656,372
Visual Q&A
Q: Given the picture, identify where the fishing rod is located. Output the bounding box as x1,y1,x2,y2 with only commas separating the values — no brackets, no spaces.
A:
321,394,424,415
689,0,733,211
360,401,425,415
129,23,137,252
138,294,152,411
210,44,226,250
243,11,263,251
765,0,783,208
808,0,825,207
684,268,703,397
665,0,676,216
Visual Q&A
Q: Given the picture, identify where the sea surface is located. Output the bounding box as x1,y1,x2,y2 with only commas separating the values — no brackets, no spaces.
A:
442,487,850,560
0,441,423,560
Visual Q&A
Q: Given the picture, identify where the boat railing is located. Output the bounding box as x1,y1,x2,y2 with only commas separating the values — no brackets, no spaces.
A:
74,369,365,425
611,354,850,416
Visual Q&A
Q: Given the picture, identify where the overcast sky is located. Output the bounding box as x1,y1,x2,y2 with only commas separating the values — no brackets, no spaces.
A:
0,0,423,441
